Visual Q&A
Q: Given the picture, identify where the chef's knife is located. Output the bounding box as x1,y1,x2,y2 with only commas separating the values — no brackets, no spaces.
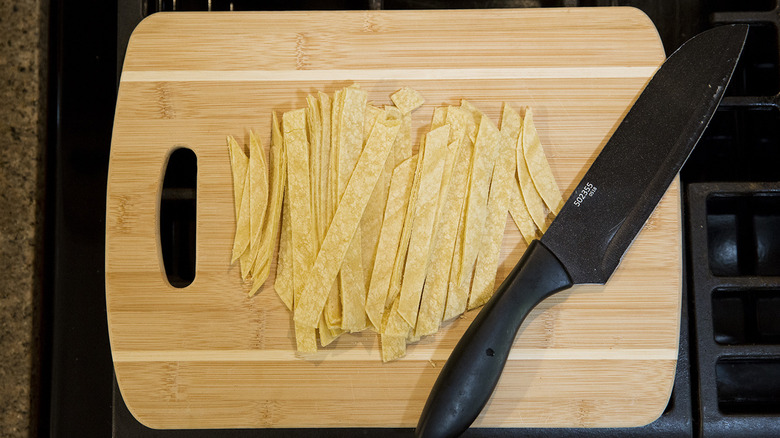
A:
416,24,748,438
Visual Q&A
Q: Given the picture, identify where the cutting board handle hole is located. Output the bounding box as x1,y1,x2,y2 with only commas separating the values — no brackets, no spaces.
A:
160,147,197,288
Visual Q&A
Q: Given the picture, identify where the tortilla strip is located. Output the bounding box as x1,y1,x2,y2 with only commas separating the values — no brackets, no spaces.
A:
415,137,472,336
516,112,550,231
523,107,564,214
364,155,417,330
458,116,501,287
248,131,269,275
294,119,400,328
459,100,481,143
397,125,450,327
431,106,448,130
324,90,343,329
380,298,408,362
306,96,322,240
283,109,317,310
508,178,539,244
337,87,369,332
361,109,390,291
274,182,293,311
228,136,250,264
237,169,253,279
249,115,287,296
295,322,317,354
469,127,515,309
318,91,332,243
497,103,537,244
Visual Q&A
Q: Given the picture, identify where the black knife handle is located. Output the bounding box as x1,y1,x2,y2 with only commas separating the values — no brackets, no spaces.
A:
416,240,573,438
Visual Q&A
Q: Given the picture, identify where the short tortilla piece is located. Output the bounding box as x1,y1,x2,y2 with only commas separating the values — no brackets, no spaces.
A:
365,155,417,330
397,125,450,327
415,138,472,336
523,107,564,214
228,136,249,264
459,116,501,287
390,87,425,115
469,129,515,310
294,119,400,328
249,115,287,297
283,109,317,309
516,115,550,230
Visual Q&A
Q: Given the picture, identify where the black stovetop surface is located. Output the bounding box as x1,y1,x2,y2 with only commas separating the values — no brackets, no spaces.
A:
43,1,780,436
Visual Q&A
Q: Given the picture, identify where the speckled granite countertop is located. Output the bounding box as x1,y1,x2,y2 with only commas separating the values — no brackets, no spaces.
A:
0,0,47,436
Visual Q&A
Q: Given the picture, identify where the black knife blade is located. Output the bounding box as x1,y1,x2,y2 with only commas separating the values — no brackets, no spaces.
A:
416,24,748,438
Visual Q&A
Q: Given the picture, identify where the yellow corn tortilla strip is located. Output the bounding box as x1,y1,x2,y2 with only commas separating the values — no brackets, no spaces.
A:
385,135,426,309
517,115,549,231
294,119,400,328
385,105,401,119
509,176,539,244
324,90,343,330
415,138,472,336
337,86,369,332
380,333,407,362
306,95,322,240
383,295,411,337
431,106,448,130
397,125,450,327
274,182,293,311
249,114,287,297
283,109,317,308
523,107,564,214
228,136,249,264
460,100,481,143
318,315,340,347
237,170,253,279
500,104,538,244
340,245,368,332
248,131,269,274
469,128,515,310
365,155,417,330
361,109,390,291
318,91,332,244
390,86,425,115
459,116,501,287
364,105,385,143
295,322,317,354
380,299,407,362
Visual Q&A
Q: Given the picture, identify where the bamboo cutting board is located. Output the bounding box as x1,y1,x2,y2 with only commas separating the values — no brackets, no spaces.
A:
107,8,681,430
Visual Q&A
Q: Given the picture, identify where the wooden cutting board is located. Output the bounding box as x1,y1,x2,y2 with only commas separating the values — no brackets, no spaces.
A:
107,8,681,430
